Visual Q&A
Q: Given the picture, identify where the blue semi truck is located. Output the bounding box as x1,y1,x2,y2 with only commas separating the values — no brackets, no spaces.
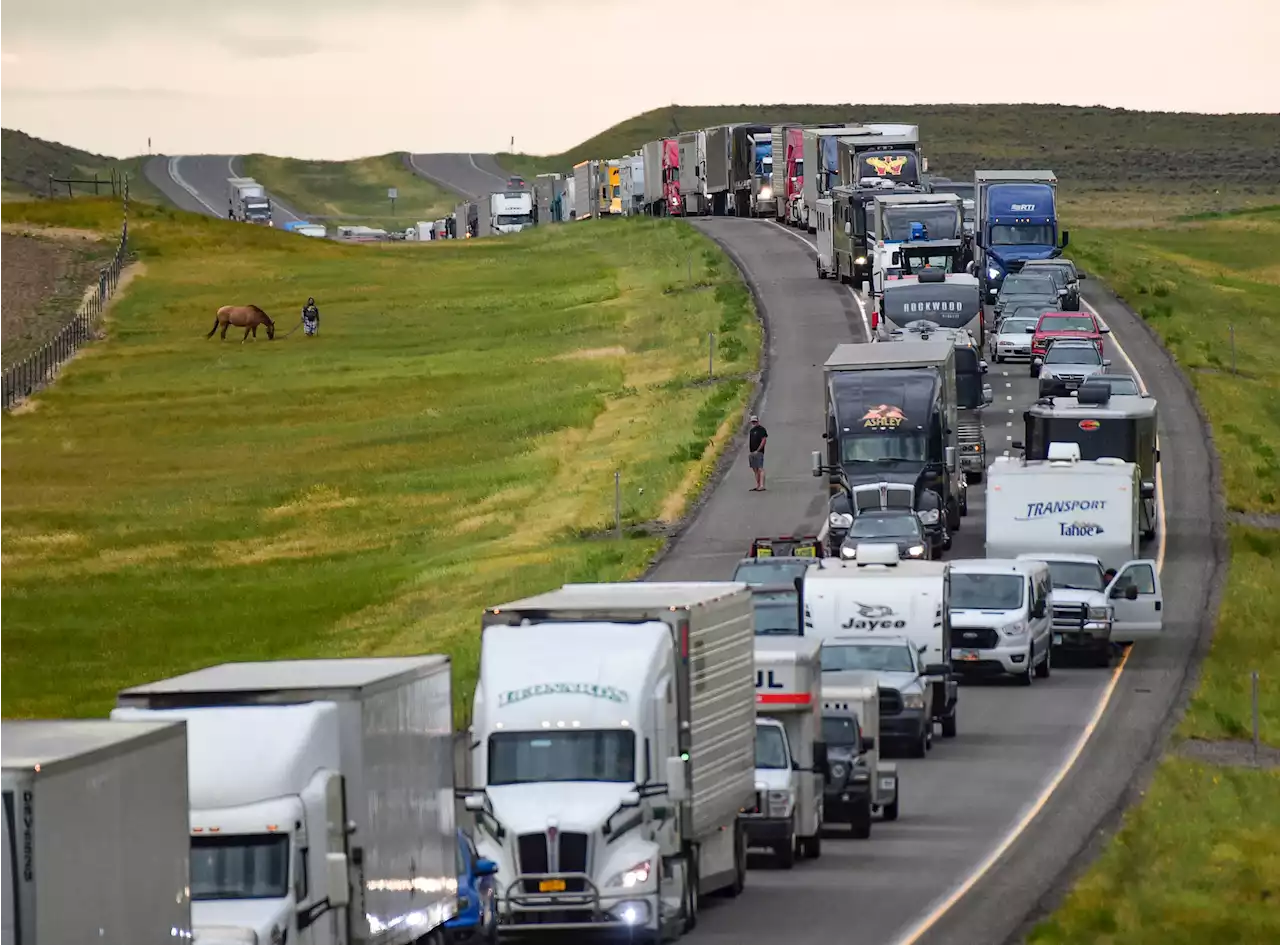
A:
972,170,1068,303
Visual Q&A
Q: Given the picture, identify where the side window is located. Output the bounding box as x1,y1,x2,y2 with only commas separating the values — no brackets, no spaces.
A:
1117,564,1156,595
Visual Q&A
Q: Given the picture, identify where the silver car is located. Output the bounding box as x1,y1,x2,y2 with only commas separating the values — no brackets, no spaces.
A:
1033,340,1111,396
991,316,1040,362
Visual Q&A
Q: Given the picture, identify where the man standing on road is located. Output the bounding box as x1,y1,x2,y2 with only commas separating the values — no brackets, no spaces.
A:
748,415,768,492
302,297,320,337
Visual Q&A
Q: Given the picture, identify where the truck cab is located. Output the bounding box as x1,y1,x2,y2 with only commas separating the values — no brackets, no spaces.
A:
821,671,899,833
747,636,825,867
974,170,1068,302
870,193,964,293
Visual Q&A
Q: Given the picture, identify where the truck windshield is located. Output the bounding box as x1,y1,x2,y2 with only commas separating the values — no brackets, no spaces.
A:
191,834,289,901
733,559,810,585
841,432,926,464
755,724,790,769
1029,417,1137,462
1042,560,1106,592
951,573,1025,610
752,593,801,635
883,206,960,241
991,224,1054,246
821,644,915,674
488,730,635,784
821,715,860,748
497,214,532,226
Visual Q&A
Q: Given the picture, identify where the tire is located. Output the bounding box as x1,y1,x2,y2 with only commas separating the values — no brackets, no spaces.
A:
798,831,822,859
882,787,900,822
908,728,927,758
682,852,699,932
774,821,796,870
725,821,746,897
1095,642,1114,669
941,706,957,738
995,355,1004,363
850,799,872,839
1017,648,1034,686
948,500,961,531
1035,642,1052,679
960,490,969,516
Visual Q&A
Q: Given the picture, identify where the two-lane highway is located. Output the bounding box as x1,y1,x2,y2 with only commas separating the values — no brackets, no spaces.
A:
144,154,304,224
407,152,511,199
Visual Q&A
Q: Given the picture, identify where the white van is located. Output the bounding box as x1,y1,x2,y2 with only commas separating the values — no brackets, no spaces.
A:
948,558,1053,684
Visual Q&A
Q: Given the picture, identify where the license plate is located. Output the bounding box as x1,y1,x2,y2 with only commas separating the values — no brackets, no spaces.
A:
880,778,895,790
795,546,816,557
539,879,566,893
1053,633,1063,645
956,649,980,661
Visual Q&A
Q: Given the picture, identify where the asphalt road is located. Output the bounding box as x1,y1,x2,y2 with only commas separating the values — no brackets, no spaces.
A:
407,152,511,200
144,154,304,224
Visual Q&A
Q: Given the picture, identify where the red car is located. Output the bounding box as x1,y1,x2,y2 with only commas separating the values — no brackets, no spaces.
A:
1030,311,1110,361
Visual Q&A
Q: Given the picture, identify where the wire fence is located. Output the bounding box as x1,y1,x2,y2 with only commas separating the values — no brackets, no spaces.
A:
2,180,131,411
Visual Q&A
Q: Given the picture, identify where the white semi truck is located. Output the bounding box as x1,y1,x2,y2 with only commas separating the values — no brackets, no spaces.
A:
470,582,757,940
746,635,825,867
2,718,192,945
490,191,534,234
227,176,273,225
112,657,458,945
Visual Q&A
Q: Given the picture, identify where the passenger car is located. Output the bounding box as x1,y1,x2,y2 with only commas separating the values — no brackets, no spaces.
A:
991,316,1041,362
1030,311,1110,360
732,556,813,587
1020,258,1086,310
838,509,931,560
445,828,499,944
992,273,1060,322
948,559,1053,683
1033,339,1111,395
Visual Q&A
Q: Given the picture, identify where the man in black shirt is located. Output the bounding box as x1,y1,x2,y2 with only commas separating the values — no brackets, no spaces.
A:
747,415,768,491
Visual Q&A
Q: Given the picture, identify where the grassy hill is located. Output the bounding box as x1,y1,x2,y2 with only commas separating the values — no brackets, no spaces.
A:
1,128,168,204
496,104,1280,220
240,153,460,229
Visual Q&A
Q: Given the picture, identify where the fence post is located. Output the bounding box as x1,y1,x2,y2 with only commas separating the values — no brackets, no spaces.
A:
1252,670,1260,766
614,470,622,539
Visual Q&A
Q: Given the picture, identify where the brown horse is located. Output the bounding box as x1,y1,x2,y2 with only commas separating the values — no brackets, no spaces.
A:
207,305,275,342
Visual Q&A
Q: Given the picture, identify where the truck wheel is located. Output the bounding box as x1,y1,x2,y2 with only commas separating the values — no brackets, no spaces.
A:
909,729,927,758
1017,649,1034,686
851,799,872,839
725,822,746,897
774,820,796,869
682,853,699,932
882,791,900,822
1095,642,1114,669
948,501,961,531
817,258,827,280
798,831,821,859
942,706,958,738
960,490,969,516
1036,644,1052,679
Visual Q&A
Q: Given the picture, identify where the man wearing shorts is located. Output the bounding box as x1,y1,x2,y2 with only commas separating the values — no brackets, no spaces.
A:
748,415,768,491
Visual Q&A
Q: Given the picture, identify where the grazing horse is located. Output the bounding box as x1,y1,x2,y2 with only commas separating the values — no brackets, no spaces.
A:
208,305,275,342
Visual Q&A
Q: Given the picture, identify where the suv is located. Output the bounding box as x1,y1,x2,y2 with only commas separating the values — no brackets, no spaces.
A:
1030,311,1109,361
992,272,1060,323
820,634,935,758
1021,258,1085,310
1033,339,1111,395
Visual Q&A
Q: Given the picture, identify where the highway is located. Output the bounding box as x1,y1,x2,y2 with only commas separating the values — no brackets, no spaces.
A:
144,154,304,224
407,152,511,199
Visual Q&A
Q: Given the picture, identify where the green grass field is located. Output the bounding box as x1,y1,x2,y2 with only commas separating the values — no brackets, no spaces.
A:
1030,206,1280,941
0,198,760,721
496,105,1280,223
240,153,459,229
1,128,167,205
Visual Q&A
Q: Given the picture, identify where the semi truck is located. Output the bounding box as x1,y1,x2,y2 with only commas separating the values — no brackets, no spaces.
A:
1020,382,1160,540
677,130,707,216
799,126,868,231
704,125,733,215
827,179,924,287
869,192,964,291
769,125,801,223
469,582,757,940
491,190,534,233
728,124,772,217
974,170,1068,303
573,160,599,221
836,128,921,191
816,340,965,531
641,138,681,216
747,636,825,867
227,176,273,225
112,657,458,945
2,719,192,945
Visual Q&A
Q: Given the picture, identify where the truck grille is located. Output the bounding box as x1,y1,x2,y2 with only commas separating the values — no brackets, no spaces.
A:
853,484,914,511
951,627,998,649
517,833,548,876
879,688,903,716
559,832,589,875
1053,603,1088,630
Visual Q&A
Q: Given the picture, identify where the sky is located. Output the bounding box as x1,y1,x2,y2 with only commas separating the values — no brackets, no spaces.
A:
2,0,1278,159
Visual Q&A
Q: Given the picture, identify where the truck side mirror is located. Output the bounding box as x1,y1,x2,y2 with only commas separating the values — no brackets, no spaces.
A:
1031,600,1047,618
861,735,875,753
924,663,949,677
813,740,829,775
844,221,852,235
463,794,485,812
1060,229,1070,249
980,360,989,373
474,857,499,877
1112,584,1140,601
665,756,689,802
982,386,994,405
326,852,350,908
619,790,641,808
1011,440,1024,451
975,232,984,247
945,446,957,471
811,450,824,477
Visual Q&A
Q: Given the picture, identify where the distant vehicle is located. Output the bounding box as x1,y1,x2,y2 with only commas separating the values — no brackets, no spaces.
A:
445,828,499,944
991,316,1041,362
1034,339,1111,396
992,272,1060,322
733,556,814,587
838,508,932,561
947,558,1054,683
1085,372,1144,396
749,585,803,636
1020,257,1086,310
506,175,527,189
1031,311,1110,360
998,302,1057,331
820,634,936,758
973,170,1067,303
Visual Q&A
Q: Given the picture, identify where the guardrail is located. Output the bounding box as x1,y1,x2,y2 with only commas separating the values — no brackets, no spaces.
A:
2,181,130,411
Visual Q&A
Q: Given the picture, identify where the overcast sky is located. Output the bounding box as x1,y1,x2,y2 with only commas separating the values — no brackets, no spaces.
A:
2,0,1277,159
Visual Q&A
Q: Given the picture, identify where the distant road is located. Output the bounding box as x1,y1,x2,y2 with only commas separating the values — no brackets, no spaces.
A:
406,152,511,199
145,155,304,224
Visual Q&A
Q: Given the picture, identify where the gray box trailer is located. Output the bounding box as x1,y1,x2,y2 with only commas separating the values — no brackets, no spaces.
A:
2,719,191,945
114,657,456,945
705,125,733,214
641,138,665,209
573,160,598,221
801,126,870,232
677,130,706,216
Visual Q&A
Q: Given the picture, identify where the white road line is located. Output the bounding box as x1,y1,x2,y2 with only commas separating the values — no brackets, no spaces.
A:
469,153,509,187
892,294,1169,945
767,220,872,340
167,157,221,215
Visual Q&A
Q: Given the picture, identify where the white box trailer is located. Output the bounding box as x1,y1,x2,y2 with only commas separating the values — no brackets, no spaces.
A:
641,139,665,208
573,160,597,220
474,582,756,939
2,719,191,945
677,130,707,216
815,197,837,278
747,635,824,866
113,657,457,945
800,126,868,232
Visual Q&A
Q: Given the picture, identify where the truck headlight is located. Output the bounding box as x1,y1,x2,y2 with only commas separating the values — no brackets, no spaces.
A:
759,186,772,200
767,790,792,817
988,266,1000,280
840,544,857,559
855,256,867,265
917,509,939,524
829,512,853,529
906,545,925,558
999,620,1028,637
1087,606,1110,623
902,691,925,710
605,859,652,889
